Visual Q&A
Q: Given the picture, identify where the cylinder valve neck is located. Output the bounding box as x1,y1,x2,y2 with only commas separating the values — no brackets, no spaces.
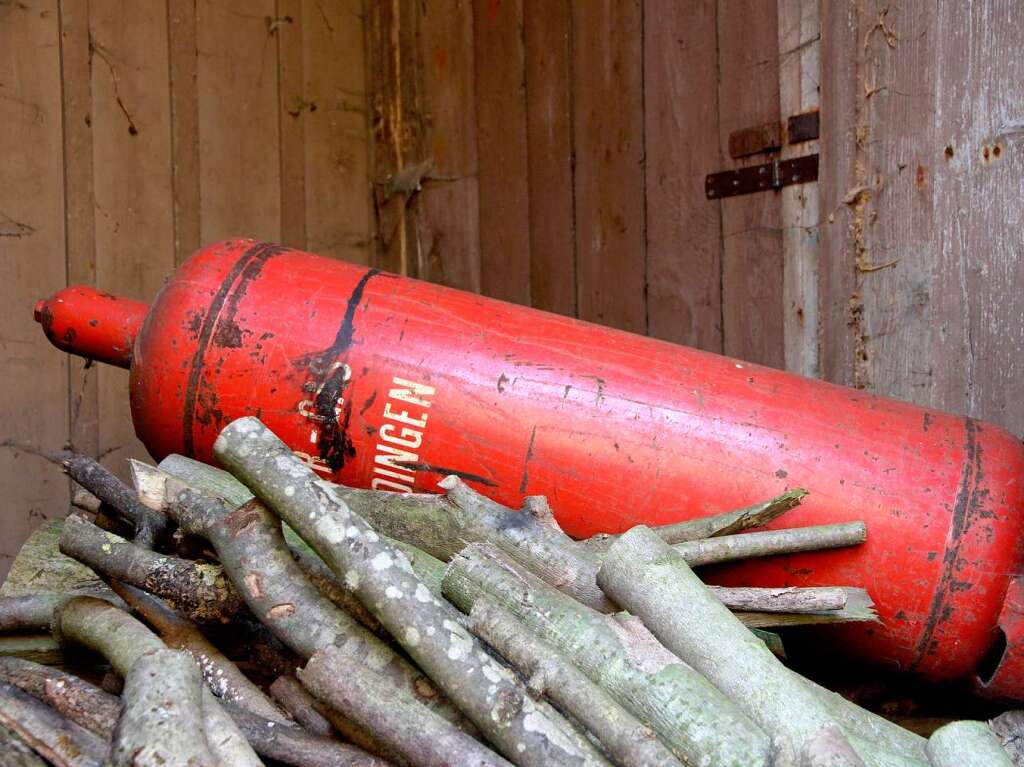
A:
34,286,150,369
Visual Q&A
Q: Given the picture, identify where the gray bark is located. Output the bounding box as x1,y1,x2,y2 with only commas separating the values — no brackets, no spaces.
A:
110,648,218,767
585,488,809,551
59,514,243,624
214,416,608,767
55,597,263,767
926,721,1014,767
269,675,336,737
12,445,169,548
990,711,1024,766
733,588,878,628
0,657,118,738
0,595,65,633
222,700,390,767
801,725,866,767
469,597,684,767
161,482,469,735
0,680,106,767
596,526,917,767
672,522,866,567
709,586,848,613
110,582,287,722
442,542,771,767
300,646,512,767
0,721,49,767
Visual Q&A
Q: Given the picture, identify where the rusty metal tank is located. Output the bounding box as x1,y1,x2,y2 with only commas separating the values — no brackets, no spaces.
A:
35,239,1024,697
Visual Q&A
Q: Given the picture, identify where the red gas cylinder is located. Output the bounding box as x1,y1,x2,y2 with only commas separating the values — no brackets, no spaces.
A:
35,239,1024,696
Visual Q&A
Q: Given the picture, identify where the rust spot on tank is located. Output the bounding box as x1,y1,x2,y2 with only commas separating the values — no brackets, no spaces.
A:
775,469,788,479
915,164,926,189
88,319,98,327
497,373,509,393
212,318,246,348
359,390,378,416
944,145,954,160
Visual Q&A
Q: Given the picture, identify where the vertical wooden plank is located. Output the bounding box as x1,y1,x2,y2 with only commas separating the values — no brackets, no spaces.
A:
929,0,1024,433
523,0,575,317
196,0,281,243
643,0,722,351
0,0,69,577
364,0,426,277
817,0,861,386
276,1,306,251
301,0,370,264
168,0,201,264
716,0,785,367
777,0,820,376
474,0,530,305
572,0,646,334
89,0,176,478
856,2,936,400
417,0,481,292
59,0,99,456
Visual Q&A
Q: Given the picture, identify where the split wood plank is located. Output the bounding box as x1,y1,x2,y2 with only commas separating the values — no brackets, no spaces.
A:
196,0,282,244
277,1,307,252
777,0,820,377
572,0,646,334
59,0,99,459
474,0,531,305
168,0,201,266
0,0,70,580
523,0,575,317
417,0,481,292
716,0,785,368
88,1,176,481
644,0,723,351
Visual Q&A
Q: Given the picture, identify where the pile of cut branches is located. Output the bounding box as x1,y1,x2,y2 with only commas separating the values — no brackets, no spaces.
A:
0,417,1015,766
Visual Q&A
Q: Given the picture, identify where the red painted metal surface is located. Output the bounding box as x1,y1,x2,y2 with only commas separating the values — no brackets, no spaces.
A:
34,286,147,369
34,239,1024,695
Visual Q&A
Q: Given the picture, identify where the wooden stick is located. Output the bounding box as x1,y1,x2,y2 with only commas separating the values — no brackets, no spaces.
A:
469,597,684,767
55,597,263,767
160,481,470,737
585,488,809,551
222,699,390,767
300,646,512,767
0,657,118,738
3,443,170,547
59,514,243,624
596,526,919,766
215,416,608,767
802,725,866,767
733,588,878,629
269,675,336,738
0,721,49,767
672,522,866,566
442,542,771,767
989,711,1024,766
0,595,66,633
110,648,218,767
110,581,288,722
709,585,848,613
926,721,1014,767
0,680,107,767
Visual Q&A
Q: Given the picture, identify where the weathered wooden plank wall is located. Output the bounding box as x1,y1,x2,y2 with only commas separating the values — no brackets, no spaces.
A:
0,0,370,577
365,0,816,354
819,0,1024,436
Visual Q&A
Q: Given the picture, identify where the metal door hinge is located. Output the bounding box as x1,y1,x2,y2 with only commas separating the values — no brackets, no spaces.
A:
705,154,818,200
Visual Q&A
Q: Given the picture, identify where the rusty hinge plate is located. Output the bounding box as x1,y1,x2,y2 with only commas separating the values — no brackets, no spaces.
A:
705,154,819,200
728,121,782,159
787,110,820,144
